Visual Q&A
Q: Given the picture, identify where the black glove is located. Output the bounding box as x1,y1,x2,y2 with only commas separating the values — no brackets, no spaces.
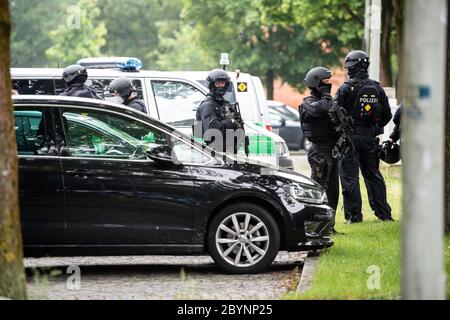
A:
224,117,236,129
321,93,332,100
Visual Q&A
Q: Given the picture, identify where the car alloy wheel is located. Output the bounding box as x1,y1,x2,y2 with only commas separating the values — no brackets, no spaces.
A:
208,203,280,274
215,212,270,268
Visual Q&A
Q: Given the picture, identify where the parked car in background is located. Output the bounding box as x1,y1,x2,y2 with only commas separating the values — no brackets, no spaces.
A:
13,95,333,273
267,100,299,120
267,100,307,151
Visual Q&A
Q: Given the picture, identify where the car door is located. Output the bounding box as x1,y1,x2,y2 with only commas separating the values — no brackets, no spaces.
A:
14,106,66,245
57,106,195,245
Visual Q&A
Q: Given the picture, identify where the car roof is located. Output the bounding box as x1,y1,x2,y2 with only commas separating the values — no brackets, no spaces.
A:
12,95,177,132
10,68,253,81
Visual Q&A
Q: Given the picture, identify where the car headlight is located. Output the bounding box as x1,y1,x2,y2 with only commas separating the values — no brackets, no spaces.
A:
276,141,290,157
284,183,327,204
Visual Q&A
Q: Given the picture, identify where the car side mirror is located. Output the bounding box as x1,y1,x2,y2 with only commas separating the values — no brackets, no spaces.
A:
280,118,286,127
145,145,181,166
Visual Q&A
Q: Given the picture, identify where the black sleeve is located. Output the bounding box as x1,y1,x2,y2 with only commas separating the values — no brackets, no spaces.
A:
378,87,393,128
136,100,147,114
393,105,402,125
128,100,146,113
199,101,224,132
389,106,402,142
335,83,352,114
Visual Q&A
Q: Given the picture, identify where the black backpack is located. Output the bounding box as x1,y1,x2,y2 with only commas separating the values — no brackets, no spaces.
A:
348,79,382,125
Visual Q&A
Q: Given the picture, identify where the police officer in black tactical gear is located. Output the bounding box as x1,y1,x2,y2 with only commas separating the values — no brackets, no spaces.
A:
195,69,241,154
60,64,102,99
300,67,340,231
108,77,147,114
336,50,394,223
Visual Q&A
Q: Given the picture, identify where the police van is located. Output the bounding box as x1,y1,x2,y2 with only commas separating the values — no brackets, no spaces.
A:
11,57,293,169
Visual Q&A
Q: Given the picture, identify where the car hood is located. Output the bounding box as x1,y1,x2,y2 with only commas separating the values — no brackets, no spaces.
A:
218,153,322,189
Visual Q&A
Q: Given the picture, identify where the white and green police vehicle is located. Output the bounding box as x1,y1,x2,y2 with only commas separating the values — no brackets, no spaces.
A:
11,57,293,169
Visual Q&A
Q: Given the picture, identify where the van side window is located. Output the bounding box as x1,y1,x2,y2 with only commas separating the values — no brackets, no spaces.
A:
151,80,205,127
14,107,57,156
54,79,66,95
13,79,56,95
54,78,143,100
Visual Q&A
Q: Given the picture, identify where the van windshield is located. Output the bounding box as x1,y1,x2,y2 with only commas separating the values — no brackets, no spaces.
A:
152,80,205,127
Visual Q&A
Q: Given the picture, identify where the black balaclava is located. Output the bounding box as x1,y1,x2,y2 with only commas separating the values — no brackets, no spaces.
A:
210,82,229,99
347,65,369,79
312,82,332,97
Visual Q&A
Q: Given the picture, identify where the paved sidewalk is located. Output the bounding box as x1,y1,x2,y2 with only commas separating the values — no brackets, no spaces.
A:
25,252,306,300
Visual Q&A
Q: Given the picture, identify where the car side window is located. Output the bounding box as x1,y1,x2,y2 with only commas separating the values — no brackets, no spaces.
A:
14,107,58,156
151,80,205,127
58,108,168,159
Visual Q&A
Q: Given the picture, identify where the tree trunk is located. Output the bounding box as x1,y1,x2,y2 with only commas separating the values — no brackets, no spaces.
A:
445,1,450,234
380,0,393,87
393,0,405,101
0,0,27,300
266,68,274,100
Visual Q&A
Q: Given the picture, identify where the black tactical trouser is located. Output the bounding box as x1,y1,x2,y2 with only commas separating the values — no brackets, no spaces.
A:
307,144,339,227
339,135,392,222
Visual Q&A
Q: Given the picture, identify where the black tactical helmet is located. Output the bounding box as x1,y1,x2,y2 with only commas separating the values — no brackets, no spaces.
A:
380,141,401,164
62,64,88,84
344,50,370,71
109,77,135,99
206,69,230,90
304,67,332,88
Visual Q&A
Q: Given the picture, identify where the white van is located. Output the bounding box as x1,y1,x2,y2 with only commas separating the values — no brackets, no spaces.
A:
11,57,293,169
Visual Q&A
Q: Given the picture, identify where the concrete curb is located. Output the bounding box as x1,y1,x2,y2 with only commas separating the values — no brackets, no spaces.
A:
295,252,320,294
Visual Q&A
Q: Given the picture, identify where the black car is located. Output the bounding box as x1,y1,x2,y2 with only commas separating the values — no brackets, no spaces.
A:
267,101,306,151
14,95,333,274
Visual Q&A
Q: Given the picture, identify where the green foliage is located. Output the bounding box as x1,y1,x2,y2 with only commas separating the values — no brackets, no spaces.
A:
9,0,70,67
45,0,107,66
98,0,181,69
154,24,215,71
288,0,365,49
183,0,337,90
10,0,365,88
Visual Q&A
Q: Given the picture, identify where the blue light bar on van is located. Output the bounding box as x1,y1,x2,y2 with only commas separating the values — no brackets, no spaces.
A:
77,57,143,71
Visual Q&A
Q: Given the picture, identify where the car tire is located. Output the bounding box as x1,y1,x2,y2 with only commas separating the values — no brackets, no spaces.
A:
207,203,280,274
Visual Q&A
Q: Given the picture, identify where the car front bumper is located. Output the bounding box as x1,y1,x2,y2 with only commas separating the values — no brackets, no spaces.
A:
278,155,294,170
283,203,334,252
